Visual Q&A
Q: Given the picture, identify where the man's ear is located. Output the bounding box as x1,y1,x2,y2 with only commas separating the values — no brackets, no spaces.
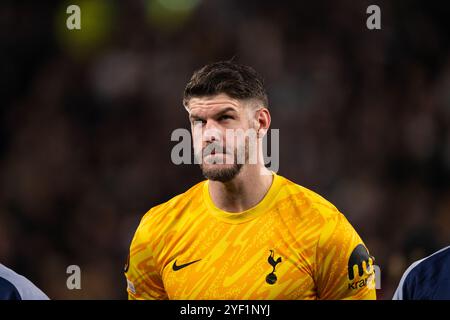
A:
256,108,271,138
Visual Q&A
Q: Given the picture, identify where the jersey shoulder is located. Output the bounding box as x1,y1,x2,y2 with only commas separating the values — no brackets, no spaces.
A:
142,180,205,223
0,276,21,300
277,174,341,220
0,264,49,300
395,246,450,300
131,180,206,245
277,175,359,250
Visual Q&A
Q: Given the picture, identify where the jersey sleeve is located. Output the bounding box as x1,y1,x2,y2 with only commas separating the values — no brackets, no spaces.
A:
315,210,376,300
392,260,422,300
124,214,168,300
0,264,49,300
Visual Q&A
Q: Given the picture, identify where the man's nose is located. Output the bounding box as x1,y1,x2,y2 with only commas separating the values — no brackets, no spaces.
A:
203,121,221,143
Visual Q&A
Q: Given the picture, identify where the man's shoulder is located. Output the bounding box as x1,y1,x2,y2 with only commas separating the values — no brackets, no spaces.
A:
417,245,450,268
0,264,49,300
406,246,450,281
395,245,450,299
277,174,341,220
138,180,207,229
0,275,22,300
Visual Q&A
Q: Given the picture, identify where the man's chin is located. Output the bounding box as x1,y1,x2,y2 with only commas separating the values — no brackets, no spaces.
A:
200,164,242,182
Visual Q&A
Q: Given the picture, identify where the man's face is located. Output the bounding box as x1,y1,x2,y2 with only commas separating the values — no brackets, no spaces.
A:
187,93,256,182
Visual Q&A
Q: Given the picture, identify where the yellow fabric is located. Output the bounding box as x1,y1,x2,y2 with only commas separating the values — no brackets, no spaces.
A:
125,173,376,300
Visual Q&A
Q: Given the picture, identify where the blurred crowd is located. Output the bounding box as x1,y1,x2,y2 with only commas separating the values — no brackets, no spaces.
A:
0,0,449,299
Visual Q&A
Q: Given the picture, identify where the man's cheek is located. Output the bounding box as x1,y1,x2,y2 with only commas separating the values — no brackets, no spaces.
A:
191,126,203,143
191,131,203,159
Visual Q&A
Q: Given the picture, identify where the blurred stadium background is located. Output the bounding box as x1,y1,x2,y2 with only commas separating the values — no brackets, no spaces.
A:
0,0,449,299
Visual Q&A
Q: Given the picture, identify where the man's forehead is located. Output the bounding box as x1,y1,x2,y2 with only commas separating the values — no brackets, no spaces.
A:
187,95,241,114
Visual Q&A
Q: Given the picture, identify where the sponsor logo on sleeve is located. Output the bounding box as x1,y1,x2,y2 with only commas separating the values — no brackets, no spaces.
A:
347,244,375,290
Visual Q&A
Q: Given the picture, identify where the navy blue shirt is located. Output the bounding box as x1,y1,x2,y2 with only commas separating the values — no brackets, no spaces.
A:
393,246,450,300
0,277,22,300
0,264,49,300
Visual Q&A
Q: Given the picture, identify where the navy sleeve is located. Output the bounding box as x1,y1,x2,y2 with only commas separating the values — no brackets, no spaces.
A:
0,277,22,300
393,246,450,300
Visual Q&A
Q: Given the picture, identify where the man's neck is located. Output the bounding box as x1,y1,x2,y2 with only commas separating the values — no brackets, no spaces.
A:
208,166,274,213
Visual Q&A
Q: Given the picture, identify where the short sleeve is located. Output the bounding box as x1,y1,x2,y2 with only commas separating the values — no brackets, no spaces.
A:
315,212,376,300
124,218,168,300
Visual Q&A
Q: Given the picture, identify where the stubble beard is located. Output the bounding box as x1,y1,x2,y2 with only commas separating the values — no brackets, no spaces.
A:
199,142,249,183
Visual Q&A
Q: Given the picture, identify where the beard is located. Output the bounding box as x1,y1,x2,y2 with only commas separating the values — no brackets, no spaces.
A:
200,162,243,182
198,141,249,183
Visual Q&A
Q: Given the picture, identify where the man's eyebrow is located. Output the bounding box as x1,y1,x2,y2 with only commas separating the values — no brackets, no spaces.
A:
215,107,238,115
189,106,238,120
189,114,203,121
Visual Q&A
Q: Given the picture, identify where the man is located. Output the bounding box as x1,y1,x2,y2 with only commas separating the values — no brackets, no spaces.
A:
393,245,450,300
0,263,49,300
125,61,376,300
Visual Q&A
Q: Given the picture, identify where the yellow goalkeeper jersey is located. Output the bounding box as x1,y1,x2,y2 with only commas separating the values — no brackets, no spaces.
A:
125,173,376,300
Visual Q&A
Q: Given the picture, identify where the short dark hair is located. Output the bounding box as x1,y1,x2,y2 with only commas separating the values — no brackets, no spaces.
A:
183,61,268,108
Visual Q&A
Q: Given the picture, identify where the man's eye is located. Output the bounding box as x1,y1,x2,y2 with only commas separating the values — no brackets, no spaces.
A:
192,119,206,125
218,115,233,121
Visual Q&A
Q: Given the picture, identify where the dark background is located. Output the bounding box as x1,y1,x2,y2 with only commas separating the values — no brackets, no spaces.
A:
1,0,449,299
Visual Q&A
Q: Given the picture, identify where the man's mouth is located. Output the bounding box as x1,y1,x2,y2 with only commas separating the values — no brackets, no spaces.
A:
205,152,223,157
203,148,227,157
203,150,231,164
